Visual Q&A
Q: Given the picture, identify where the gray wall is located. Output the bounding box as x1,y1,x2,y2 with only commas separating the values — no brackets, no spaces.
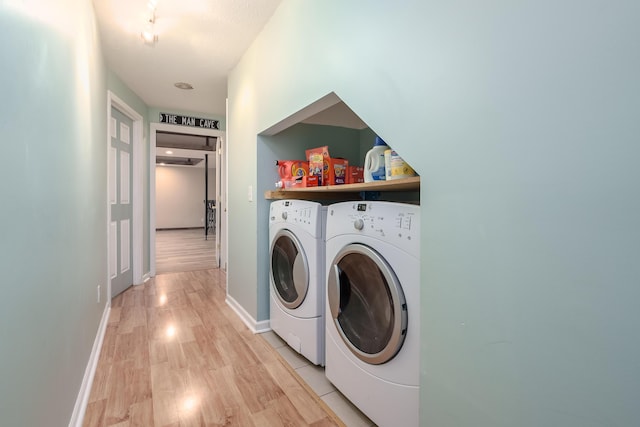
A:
227,1,640,426
156,166,216,229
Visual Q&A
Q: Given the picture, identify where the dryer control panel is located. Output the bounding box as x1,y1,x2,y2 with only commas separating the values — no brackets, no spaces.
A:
269,200,327,238
326,201,420,254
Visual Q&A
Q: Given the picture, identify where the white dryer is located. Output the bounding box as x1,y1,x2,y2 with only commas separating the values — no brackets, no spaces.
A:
325,201,420,427
270,200,327,365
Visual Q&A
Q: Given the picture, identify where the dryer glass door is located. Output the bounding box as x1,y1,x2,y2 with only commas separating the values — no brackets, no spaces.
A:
270,230,309,309
327,243,407,365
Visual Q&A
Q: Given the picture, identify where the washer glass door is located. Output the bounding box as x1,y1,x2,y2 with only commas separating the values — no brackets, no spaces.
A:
327,243,407,365
270,229,309,309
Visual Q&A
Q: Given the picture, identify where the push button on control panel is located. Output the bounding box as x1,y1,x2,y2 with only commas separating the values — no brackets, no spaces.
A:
395,214,412,230
403,216,412,230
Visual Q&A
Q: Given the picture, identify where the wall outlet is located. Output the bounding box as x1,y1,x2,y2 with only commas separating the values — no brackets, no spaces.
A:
97,285,101,304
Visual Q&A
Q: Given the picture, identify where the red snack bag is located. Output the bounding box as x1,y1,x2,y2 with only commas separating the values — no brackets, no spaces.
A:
348,166,364,184
326,158,349,185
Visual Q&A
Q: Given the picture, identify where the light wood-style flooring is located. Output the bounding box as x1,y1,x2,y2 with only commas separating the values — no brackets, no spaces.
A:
83,269,343,427
156,229,216,274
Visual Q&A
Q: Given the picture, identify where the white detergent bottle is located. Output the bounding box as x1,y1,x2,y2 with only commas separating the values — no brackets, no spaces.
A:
364,136,389,182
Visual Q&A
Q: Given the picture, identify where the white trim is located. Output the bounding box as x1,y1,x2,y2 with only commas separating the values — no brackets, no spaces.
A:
223,98,229,274
225,295,271,334
107,91,144,294
132,111,144,285
215,137,221,268
149,127,156,277
254,319,271,333
68,302,111,427
149,122,225,277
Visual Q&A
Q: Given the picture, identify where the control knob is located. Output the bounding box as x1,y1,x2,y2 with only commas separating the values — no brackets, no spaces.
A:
282,212,288,220
354,218,364,230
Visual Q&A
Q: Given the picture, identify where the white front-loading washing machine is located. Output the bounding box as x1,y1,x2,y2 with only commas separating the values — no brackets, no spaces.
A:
270,200,327,365
325,201,420,427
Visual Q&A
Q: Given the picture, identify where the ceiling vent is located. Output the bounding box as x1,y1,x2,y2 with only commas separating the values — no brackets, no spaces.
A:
156,131,216,151
156,156,203,166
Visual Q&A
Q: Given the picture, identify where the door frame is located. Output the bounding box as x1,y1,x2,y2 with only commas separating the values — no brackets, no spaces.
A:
106,91,145,299
215,135,224,270
149,122,226,276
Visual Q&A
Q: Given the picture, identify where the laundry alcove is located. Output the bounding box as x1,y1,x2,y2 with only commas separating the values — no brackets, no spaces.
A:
257,92,420,204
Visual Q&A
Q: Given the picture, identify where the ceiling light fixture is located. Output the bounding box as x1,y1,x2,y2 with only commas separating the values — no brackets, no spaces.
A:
141,2,159,45
141,27,158,44
165,150,173,155
174,82,194,90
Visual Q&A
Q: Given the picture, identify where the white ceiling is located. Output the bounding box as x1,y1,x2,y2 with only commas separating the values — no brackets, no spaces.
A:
93,0,283,116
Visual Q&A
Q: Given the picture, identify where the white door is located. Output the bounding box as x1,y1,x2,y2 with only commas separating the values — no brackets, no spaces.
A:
110,106,133,297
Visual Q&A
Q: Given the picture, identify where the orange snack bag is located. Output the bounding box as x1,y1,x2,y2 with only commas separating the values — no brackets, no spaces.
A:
305,146,329,186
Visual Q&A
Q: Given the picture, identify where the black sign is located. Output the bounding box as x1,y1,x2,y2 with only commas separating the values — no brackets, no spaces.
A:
159,113,219,130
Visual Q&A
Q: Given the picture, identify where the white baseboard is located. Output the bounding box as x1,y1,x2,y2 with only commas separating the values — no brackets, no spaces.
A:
134,272,152,286
68,302,111,427
254,319,271,333
225,295,271,334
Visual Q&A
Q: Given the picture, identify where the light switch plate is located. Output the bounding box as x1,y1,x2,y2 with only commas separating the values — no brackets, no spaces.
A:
248,185,253,202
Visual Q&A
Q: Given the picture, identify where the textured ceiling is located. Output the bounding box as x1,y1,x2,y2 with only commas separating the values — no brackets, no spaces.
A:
93,0,282,116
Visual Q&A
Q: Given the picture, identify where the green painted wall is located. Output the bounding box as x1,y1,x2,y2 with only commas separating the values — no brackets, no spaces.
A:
0,1,152,424
228,1,640,425
0,1,108,425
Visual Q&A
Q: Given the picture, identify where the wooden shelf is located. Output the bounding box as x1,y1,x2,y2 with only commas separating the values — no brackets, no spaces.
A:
264,176,420,200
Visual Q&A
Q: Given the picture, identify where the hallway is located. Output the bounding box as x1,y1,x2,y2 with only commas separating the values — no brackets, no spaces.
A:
155,229,216,275
82,269,342,426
